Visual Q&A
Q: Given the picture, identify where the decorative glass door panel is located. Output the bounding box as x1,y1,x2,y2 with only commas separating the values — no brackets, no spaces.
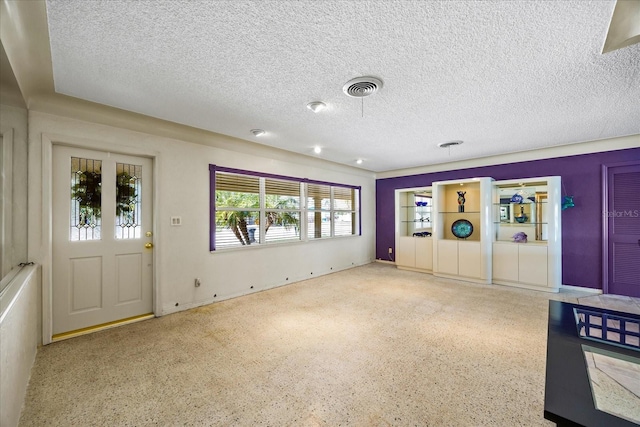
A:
53,146,153,337
116,163,142,239
70,157,102,241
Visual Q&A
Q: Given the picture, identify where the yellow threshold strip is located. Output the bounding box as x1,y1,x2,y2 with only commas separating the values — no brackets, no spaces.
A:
52,313,155,342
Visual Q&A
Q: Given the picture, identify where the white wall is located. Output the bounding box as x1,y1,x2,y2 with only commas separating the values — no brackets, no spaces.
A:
0,104,28,276
28,111,376,341
0,265,40,427
0,102,38,427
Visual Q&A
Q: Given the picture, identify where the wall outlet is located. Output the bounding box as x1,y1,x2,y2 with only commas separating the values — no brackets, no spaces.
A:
388,247,393,254
194,278,201,287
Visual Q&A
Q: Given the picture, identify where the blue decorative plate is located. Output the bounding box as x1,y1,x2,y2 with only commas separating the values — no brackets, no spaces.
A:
451,219,473,239
510,194,524,203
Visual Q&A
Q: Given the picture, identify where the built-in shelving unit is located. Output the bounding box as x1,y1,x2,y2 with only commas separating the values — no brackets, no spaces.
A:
394,187,433,272
393,176,562,293
432,178,493,284
492,176,562,292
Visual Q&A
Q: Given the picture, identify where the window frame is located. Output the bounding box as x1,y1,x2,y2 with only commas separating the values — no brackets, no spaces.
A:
209,165,361,251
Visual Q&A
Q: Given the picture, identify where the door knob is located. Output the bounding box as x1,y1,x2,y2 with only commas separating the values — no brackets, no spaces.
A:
145,242,153,249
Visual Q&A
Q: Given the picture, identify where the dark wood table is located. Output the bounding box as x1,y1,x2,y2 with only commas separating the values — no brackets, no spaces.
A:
544,300,640,427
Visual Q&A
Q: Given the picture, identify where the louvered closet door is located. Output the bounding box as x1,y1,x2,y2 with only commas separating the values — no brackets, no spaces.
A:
607,164,640,297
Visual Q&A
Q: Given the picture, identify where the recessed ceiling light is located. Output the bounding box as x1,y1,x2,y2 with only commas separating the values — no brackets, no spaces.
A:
307,101,326,113
251,129,265,137
438,140,464,148
356,159,363,165
313,146,322,154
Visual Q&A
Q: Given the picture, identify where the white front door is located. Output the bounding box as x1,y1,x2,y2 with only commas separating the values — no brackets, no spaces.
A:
52,146,154,336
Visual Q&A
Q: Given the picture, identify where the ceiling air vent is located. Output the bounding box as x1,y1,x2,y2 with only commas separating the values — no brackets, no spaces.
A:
438,140,464,148
342,76,383,98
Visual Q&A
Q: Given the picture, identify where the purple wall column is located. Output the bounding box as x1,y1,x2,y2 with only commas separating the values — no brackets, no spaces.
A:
376,147,640,290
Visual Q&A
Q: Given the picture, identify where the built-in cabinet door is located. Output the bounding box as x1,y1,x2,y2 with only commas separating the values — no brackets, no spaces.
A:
519,245,548,287
493,243,519,282
415,238,433,270
492,242,548,288
396,236,416,268
458,241,481,278
437,240,458,275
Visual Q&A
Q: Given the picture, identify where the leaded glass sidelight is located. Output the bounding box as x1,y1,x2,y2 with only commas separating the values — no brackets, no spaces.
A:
70,157,102,241
116,163,142,239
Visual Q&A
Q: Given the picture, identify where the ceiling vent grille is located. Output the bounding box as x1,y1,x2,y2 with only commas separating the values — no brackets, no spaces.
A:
438,140,464,148
342,76,383,98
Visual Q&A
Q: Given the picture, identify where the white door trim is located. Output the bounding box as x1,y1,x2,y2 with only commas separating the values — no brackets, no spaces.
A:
40,133,160,344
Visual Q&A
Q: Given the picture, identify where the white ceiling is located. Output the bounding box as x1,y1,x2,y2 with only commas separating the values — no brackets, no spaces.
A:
44,0,640,172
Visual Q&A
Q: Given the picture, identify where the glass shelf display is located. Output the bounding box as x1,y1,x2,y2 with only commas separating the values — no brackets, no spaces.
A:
493,182,551,242
395,186,434,272
435,180,484,242
432,177,493,284
491,176,562,292
398,190,432,236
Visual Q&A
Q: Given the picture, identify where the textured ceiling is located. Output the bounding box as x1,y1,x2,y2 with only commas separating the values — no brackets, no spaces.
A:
45,0,639,172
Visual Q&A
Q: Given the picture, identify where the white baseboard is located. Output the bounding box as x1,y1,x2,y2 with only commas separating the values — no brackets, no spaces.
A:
560,284,602,294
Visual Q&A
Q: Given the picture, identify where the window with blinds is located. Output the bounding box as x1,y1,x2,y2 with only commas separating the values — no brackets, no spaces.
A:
264,177,302,245
307,183,331,239
333,186,357,237
210,166,360,251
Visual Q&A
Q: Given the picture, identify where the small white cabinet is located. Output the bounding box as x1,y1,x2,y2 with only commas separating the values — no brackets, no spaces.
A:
493,242,548,287
396,236,433,271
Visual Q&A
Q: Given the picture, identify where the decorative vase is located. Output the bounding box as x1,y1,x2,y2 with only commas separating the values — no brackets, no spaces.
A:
515,205,528,223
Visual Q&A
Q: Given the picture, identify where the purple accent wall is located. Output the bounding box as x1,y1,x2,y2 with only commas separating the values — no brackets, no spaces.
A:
376,147,640,290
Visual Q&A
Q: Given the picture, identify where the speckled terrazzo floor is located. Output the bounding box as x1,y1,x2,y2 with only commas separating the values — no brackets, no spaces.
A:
18,263,623,426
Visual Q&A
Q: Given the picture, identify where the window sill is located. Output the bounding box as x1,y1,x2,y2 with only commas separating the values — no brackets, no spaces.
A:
210,234,361,253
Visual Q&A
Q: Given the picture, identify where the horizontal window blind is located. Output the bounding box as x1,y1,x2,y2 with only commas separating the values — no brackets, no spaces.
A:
210,165,361,251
